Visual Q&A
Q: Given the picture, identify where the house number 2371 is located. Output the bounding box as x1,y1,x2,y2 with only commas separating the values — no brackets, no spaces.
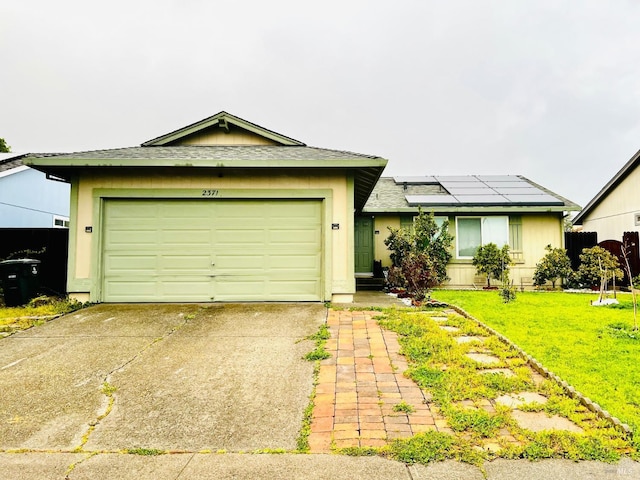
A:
202,189,219,197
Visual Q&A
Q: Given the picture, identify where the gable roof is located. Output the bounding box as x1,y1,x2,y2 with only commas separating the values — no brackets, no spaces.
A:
364,175,580,214
141,111,306,147
573,148,640,225
25,112,388,211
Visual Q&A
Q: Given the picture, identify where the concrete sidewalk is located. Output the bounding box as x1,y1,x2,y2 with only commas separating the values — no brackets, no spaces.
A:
1,452,638,479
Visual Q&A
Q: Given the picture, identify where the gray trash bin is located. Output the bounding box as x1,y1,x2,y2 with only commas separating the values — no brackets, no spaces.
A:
0,258,41,307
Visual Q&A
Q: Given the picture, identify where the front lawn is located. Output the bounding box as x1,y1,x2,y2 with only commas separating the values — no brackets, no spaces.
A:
431,290,640,442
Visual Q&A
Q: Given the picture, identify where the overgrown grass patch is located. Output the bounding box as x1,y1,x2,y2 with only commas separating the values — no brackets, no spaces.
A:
387,431,486,466
0,296,84,334
431,290,640,446
375,306,636,461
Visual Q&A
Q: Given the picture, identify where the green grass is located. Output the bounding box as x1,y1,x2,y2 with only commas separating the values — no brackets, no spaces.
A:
431,290,640,439
376,306,633,461
0,296,84,334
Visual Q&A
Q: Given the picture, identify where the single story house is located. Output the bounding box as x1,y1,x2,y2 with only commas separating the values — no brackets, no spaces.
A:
26,111,387,303
358,175,580,288
572,147,640,242
0,153,70,228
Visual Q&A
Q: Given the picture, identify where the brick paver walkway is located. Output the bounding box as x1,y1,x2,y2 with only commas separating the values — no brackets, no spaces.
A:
308,310,451,452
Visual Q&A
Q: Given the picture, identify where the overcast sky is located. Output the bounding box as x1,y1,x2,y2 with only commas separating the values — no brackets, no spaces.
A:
2,1,640,208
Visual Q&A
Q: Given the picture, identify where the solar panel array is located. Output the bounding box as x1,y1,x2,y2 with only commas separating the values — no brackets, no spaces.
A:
397,175,564,206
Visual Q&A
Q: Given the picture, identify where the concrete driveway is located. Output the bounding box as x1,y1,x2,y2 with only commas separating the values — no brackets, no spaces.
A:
0,303,326,452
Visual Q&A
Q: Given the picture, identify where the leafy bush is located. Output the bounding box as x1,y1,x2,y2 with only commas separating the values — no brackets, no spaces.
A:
533,245,574,289
384,209,454,295
472,243,511,288
576,246,623,288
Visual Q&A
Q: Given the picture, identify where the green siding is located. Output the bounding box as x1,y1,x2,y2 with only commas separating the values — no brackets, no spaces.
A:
102,199,322,302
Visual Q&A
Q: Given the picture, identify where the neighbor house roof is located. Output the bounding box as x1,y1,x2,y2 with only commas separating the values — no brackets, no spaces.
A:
25,112,388,211
573,148,640,225
0,153,28,174
364,175,580,214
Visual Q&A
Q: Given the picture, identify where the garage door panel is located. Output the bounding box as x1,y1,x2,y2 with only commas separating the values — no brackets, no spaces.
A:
269,254,321,271
105,255,157,274
104,280,159,298
106,229,158,247
102,199,322,302
162,229,211,245
269,229,321,245
215,229,267,245
158,255,210,273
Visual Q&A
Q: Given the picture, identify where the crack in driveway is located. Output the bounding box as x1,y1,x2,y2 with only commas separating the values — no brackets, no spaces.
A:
72,314,192,453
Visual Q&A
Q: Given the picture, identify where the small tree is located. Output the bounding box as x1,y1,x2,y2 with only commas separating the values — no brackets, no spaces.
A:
384,209,454,295
576,246,623,289
533,245,574,289
472,243,512,288
0,138,10,153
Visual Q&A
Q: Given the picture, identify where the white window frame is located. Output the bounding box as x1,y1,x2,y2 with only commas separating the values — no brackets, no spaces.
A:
455,216,509,259
53,215,70,229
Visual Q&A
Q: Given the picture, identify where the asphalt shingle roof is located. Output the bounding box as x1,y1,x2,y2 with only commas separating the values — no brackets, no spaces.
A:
28,145,382,162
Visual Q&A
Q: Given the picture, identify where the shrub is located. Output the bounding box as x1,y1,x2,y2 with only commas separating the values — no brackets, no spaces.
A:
576,246,623,288
384,209,454,293
533,245,574,289
472,243,511,288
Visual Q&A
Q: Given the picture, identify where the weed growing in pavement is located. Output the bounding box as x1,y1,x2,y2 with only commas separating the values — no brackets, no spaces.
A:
125,448,165,456
297,360,321,452
393,401,415,414
444,406,508,438
303,324,332,361
304,346,331,361
387,431,487,466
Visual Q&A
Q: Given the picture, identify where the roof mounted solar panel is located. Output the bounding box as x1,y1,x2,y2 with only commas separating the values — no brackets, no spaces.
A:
476,175,520,182
405,194,459,205
492,187,547,195
483,181,531,189
503,194,563,205
434,175,481,182
453,194,511,204
443,187,497,195
393,176,439,184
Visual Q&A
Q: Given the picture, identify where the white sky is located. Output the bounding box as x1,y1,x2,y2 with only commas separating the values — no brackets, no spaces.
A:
2,0,640,208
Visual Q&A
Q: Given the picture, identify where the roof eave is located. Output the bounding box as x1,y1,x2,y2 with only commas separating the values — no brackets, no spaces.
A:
363,205,579,214
25,157,387,169
573,148,640,225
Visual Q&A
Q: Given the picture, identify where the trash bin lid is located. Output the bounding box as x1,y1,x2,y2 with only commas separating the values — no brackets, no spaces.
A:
0,258,41,265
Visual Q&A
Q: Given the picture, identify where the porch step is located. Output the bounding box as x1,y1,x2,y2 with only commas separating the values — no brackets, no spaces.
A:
356,277,385,291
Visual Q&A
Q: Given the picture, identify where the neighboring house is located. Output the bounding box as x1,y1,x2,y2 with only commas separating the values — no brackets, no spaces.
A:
357,175,580,288
0,153,70,228
26,111,387,303
573,148,640,242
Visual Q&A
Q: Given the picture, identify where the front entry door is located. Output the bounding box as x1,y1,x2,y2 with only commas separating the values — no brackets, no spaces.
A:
354,216,374,273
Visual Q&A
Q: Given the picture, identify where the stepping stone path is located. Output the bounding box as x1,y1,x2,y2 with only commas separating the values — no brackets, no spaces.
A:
478,368,515,377
456,335,485,344
495,392,548,408
465,352,500,365
511,411,584,433
439,325,460,333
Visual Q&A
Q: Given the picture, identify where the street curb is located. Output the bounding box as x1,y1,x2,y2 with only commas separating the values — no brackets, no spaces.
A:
444,303,634,439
